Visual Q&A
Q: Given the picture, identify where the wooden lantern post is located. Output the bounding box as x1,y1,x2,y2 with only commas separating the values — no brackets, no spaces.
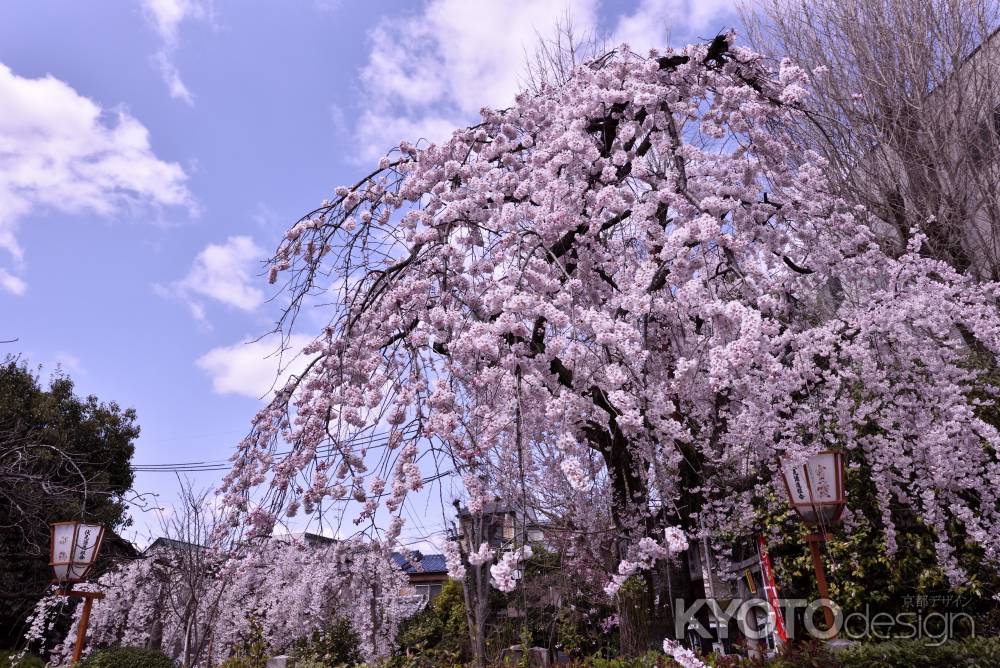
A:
50,521,107,664
778,451,846,635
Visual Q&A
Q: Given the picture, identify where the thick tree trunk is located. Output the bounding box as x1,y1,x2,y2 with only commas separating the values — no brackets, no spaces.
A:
463,565,489,668
650,549,708,651
617,576,651,656
593,415,711,656
596,426,655,657
459,513,489,668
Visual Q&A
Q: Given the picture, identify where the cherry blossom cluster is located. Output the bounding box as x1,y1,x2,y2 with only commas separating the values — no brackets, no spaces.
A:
217,32,1000,599
23,539,411,666
443,538,466,579
560,454,593,492
489,544,533,593
466,541,493,567
605,529,687,596
663,639,709,668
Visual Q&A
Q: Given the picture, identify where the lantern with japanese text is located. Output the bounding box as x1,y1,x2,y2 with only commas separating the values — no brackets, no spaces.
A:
778,451,847,636
779,451,846,527
50,521,107,663
50,521,105,584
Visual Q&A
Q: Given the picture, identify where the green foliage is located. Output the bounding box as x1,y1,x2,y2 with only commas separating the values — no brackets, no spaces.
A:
387,636,1000,667
394,607,442,655
837,637,1000,667
295,659,353,668
293,615,362,667
433,579,470,653
707,640,837,667
218,657,265,668
486,546,619,660
390,579,468,667
972,606,1000,636
616,576,651,658
554,607,587,657
0,650,45,668
583,649,677,667
392,546,617,665
0,357,139,646
219,617,270,668
707,638,1000,668
517,624,534,668
552,597,618,659
218,655,266,668
760,454,1000,629
81,647,175,668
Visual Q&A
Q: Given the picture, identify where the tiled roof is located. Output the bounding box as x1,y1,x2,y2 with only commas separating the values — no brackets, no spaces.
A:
391,551,448,574
144,537,207,554
103,531,140,558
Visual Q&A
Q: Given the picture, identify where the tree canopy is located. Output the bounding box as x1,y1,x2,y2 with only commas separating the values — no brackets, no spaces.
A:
0,357,138,646
218,34,1000,657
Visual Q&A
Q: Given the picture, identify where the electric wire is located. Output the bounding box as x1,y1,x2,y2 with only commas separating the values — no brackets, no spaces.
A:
130,426,417,473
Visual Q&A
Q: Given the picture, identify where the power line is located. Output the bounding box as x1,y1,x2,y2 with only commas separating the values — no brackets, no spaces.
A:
130,426,418,473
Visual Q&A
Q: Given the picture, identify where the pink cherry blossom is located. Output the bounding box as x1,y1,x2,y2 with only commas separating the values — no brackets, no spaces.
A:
217,33,1000,607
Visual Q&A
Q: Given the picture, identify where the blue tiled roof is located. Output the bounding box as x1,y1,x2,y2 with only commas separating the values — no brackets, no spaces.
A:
391,551,448,574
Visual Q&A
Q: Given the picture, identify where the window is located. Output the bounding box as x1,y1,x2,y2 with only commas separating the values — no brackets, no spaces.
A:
414,583,444,602
969,105,1000,165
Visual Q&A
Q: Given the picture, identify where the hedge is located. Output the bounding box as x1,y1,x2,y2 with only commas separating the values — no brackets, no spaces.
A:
837,637,1000,667
0,650,45,668
82,646,176,668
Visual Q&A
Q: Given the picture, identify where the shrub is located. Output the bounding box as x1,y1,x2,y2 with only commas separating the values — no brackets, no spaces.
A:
706,637,1000,667
81,646,175,668
295,660,342,668
838,637,1000,667
390,579,468,667
219,655,267,668
707,640,838,668
218,617,270,668
584,650,677,667
218,655,266,668
293,616,362,667
0,650,45,668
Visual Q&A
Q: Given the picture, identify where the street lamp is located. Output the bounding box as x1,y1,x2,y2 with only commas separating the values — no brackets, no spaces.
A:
778,451,846,634
50,521,107,664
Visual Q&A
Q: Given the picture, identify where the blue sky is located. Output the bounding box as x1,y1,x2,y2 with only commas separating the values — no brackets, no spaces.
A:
0,0,740,548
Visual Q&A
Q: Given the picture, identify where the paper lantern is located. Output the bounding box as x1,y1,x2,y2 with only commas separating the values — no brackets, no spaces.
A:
50,521,105,584
779,451,846,527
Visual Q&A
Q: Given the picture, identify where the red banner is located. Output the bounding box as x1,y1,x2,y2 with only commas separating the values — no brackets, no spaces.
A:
757,535,789,644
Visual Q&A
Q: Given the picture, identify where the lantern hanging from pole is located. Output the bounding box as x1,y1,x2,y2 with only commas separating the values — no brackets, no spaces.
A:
779,451,846,527
50,521,106,584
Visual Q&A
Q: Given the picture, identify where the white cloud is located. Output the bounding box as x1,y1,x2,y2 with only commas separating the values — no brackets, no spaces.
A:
611,0,740,52
0,269,25,296
251,202,284,232
351,0,740,164
196,334,315,399
144,0,197,43
0,63,193,294
354,0,600,162
355,112,463,161
313,0,342,13
53,351,84,374
155,51,195,105
157,236,267,320
141,0,212,104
